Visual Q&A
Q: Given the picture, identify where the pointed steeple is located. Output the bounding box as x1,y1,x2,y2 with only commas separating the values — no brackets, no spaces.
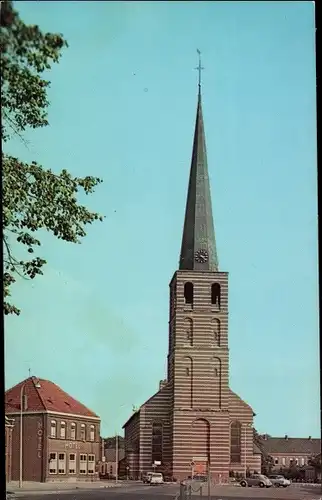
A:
179,71,219,271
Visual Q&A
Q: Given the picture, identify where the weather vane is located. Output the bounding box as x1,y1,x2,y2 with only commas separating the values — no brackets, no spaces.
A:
195,49,204,88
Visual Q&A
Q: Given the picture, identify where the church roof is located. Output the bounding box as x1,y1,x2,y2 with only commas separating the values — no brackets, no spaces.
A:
122,408,140,429
253,443,262,455
5,376,99,418
179,84,219,271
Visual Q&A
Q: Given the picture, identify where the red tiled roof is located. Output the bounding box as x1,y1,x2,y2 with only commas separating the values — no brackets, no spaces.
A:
5,377,99,418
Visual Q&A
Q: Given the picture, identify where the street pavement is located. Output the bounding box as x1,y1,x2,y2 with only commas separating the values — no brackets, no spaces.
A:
11,481,322,500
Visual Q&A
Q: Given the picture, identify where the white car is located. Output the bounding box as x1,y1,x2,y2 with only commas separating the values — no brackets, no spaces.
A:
150,472,164,485
268,475,291,487
142,472,153,483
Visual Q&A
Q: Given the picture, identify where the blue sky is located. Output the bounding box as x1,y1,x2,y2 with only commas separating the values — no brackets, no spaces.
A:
5,1,318,438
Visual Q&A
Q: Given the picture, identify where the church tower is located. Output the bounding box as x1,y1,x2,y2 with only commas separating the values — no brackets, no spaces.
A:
167,60,230,480
122,56,260,484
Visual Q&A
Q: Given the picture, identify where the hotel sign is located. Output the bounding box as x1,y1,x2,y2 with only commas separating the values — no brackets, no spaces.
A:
65,442,81,450
37,419,43,459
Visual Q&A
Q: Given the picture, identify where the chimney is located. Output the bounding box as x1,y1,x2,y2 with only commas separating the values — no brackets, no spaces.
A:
285,435,288,440
308,436,312,440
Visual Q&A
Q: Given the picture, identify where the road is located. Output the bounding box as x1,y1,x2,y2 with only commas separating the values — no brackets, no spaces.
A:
14,482,322,500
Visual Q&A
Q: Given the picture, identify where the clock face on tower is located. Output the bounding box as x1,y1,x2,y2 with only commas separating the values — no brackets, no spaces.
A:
194,249,209,263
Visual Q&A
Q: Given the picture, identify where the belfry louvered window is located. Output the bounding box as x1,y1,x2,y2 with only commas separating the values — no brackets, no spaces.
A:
211,283,221,307
184,282,193,305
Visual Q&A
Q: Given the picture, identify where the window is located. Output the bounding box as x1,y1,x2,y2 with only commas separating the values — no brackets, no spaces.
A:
58,453,66,474
282,457,286,466
300,458,305,466
214,367,218,377
49,452,57,474
80,454,87,474
88,454,95,474
152,422,163,463
211,283,221,307
70,422,76,440
80,423,86,441
289,458,294,465
60,421,66,439
50,420,56,438
295,458,299,465
275,458,279,465
184,282,193,305
212,318,220,346
69,453,76,474
185,367,190,376
110,465,113,474
89,425,95,441
230,421,241,463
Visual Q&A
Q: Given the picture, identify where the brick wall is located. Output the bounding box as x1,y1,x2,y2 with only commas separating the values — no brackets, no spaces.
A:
8,412,100,483
10,413,44,481
45,414,100,481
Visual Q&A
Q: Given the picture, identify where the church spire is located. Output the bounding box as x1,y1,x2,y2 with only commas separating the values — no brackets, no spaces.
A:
179,52,219,271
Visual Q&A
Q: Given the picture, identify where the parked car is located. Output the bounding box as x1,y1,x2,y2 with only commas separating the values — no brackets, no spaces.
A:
268,475,291,487
240,474,272,488
150,472,164,485
142,471,153,483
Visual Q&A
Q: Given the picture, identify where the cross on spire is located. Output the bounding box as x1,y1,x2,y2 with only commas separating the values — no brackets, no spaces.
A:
195,49,204,89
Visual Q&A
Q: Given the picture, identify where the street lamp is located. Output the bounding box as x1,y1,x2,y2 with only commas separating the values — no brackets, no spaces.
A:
244,423,252,478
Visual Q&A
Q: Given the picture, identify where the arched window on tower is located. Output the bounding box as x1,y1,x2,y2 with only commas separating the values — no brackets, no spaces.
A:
211,318,220,346
184,282,193,305
213,356,222,408
230,421,242,463
211,283,221,308
152,422,163,463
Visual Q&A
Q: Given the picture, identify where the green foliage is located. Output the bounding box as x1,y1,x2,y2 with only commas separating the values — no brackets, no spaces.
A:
1,1,103,315
253,429,274,474
103,436,125,449
308,454,321,470
308,454,321,481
